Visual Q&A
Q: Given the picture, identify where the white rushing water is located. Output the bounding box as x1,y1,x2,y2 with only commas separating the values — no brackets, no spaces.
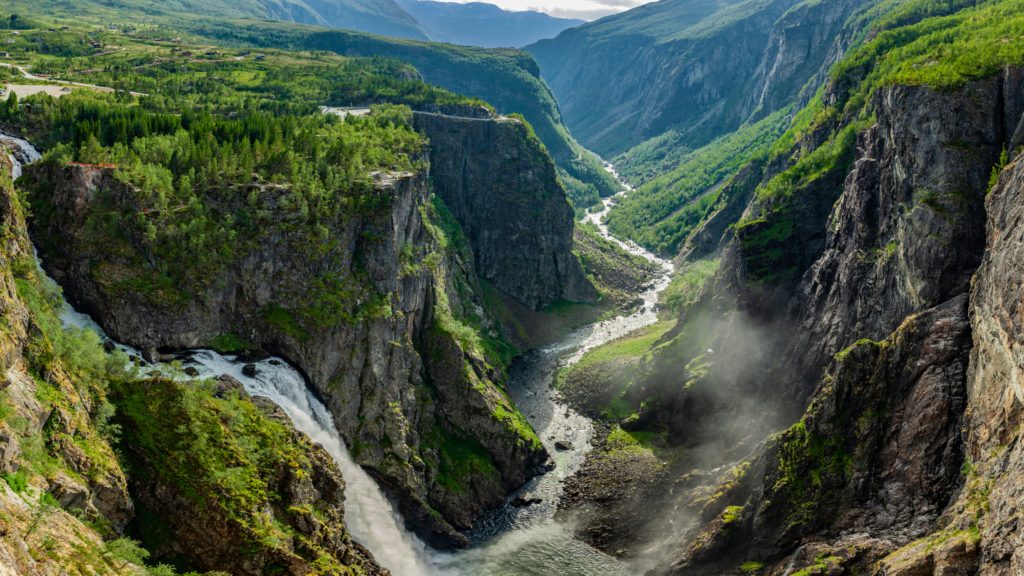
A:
5,133,451,576
8,135,674,576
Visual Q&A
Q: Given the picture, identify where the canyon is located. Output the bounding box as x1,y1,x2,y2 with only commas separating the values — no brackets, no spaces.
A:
2,0,1024,574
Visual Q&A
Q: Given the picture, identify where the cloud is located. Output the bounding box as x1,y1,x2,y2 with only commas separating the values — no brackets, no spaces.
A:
528,4,628,20
442,0,654,21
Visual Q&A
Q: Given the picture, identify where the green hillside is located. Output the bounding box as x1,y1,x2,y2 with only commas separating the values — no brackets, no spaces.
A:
26,0,429,41
16,0,619,210
525,0,802,158
187,21,623,208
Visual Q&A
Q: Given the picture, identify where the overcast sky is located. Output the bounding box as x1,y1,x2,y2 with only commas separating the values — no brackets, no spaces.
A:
434,0,654,21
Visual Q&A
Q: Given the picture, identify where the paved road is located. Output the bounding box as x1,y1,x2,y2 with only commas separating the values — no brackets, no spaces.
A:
0,63,148,96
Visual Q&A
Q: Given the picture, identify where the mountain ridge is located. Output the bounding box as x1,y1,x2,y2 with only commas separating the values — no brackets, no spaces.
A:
397,0,585,48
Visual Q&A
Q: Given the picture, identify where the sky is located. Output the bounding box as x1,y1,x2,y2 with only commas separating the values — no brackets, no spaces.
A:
429,0,655,21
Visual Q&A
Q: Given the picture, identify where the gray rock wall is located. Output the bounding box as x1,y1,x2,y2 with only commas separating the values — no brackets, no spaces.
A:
27,156,549,549
414,110,597,310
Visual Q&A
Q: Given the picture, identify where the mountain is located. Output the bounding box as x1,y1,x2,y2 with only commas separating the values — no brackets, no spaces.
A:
262,0,430,39
525,0,868,160
50,0,431,40
550,0,1024,573
395,0,585,48
531,0,871,254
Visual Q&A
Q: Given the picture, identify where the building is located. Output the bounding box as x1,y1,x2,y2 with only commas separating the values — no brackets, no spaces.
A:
254,54,265,61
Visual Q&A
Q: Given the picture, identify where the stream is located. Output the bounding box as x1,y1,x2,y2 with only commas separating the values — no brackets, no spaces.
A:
5,136,673,576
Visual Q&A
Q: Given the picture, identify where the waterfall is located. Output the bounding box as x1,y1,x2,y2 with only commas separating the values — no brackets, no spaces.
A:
7,133,664,576
4,134,451,576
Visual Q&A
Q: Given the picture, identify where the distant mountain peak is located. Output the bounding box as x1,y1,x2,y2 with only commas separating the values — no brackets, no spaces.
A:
396,0,584,47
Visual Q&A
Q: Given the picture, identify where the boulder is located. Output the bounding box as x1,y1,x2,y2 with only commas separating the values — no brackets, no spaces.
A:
511,493,543,507
236,348,270,363
251,396,292,427
215,375,250,400
0,427,20,474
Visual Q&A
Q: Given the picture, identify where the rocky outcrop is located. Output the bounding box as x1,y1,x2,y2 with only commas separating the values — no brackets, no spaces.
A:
115,379,385,575
413,111,597,310
26,148,550,546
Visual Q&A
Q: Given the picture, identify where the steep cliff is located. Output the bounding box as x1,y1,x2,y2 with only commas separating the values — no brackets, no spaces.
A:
886,142,1024,576
113,376,386,575
555,29,1024,567
413,111,598,310
24,119,570,546
525,0,868,160
0,139,390,573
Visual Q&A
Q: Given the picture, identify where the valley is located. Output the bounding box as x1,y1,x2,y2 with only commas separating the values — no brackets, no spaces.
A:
0,0,1023,575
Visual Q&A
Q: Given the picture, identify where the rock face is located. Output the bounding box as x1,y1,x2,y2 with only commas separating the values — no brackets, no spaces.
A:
782,79,1012,399
739,0,867,124
596,67,1024,573
116,380,384,575
920,144,1024,576
26,126,560,546
413,111,597,310
525,0,868,158
0,151,134,536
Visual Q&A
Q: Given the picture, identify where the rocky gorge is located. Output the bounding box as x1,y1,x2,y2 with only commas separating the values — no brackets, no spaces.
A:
20,105,594,551
4,0,1024,572
549,37,1024,576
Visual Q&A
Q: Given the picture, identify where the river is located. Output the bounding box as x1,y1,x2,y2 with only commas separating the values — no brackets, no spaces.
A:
5,137,672,576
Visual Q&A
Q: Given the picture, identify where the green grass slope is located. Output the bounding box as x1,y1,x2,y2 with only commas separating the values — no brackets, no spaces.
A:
25,0,429,41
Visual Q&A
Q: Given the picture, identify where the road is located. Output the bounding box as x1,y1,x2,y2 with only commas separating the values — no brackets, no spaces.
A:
0,63,148,96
